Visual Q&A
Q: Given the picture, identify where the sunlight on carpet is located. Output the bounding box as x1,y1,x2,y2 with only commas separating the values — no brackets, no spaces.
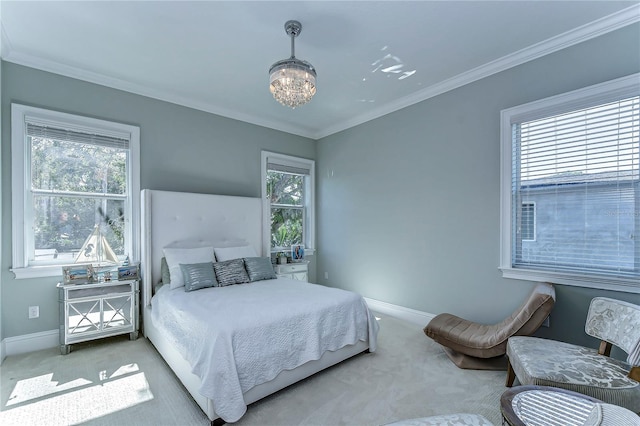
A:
2,363,153,425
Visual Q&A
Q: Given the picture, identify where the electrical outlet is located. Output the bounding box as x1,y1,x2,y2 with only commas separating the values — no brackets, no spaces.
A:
28,306,39,319
324,271,329,280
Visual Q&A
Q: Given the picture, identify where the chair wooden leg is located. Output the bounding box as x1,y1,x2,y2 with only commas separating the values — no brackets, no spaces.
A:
598,340,612,357
506,359,516,387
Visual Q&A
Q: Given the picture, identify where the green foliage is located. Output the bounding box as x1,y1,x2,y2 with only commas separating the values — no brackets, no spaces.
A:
268,171,304,249
30,137,127,257
273,225,289,247
31,138,127,194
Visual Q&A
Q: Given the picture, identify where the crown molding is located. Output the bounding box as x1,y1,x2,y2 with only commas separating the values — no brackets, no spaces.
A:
2,5,638,141
1,49,317,139
312,5,640,139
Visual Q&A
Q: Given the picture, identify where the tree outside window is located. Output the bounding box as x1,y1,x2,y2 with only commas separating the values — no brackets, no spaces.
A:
31,136,127,263
267,170,304,249
263,151,315,255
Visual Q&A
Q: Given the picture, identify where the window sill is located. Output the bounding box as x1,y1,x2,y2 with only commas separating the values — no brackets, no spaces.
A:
500,267,639,294
11,265,65,280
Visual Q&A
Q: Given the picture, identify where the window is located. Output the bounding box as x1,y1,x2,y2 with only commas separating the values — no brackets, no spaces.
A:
500,74,639,293
521,202,536,242
11,104,140,279
261,151,315,254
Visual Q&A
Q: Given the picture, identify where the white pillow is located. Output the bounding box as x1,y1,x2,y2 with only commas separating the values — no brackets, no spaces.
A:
214,245,257,262
163,246,214,289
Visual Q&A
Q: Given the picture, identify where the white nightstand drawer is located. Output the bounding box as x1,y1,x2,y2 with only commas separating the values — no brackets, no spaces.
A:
274,260,309,282
277,263,307,274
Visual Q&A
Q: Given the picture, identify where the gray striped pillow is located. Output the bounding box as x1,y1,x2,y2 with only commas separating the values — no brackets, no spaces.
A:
244,257,277,282
213,259,250,286
180,262,217,292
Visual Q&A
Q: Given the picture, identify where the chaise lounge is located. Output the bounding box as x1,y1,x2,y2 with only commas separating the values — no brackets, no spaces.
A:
424,282,555,370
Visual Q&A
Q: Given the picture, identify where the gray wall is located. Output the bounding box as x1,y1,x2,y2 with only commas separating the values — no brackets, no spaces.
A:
316,23,640,352
1,62,316,339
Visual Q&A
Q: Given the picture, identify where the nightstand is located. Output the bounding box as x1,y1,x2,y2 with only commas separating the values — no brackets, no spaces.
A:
57,279,139,354
274,260,309,282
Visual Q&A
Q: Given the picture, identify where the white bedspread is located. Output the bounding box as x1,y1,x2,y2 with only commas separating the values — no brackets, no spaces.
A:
150,278,379,422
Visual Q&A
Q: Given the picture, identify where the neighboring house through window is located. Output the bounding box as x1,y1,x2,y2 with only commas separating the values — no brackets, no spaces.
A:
500,74,639,293
11,104,140,279
261,151,315,256
521,202,536,242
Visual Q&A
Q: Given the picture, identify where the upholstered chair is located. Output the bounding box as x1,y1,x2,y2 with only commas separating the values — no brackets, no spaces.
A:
506,297,640,413
424,282,555,370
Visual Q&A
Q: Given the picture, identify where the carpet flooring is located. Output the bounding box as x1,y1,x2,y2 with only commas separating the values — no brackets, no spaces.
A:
1,313,506,425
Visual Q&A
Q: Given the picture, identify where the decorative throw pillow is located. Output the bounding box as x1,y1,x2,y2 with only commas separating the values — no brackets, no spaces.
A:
161,257,171,285
214,245,257,262
163,246,214,289
213,259,250,286
180,262,217,292
244,257,277,282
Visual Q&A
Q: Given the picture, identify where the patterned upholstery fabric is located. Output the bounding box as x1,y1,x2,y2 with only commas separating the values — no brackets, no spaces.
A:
385,413,494,426
506,297,640,413
585,298,640,365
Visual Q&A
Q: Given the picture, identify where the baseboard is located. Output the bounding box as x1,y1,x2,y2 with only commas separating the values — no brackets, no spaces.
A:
0,339,6,364
2,329,58,359
364,297,436,327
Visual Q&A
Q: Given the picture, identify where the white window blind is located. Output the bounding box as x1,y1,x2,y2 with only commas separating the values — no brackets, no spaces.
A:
26,122,130,150
26,122,130,201
267,160,311,176
512,96,639,279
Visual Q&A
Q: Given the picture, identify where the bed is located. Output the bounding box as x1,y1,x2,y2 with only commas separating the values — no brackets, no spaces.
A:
140,189,379,424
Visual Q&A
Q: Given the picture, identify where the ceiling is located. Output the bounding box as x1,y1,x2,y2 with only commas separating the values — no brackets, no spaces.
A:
1,1,639,140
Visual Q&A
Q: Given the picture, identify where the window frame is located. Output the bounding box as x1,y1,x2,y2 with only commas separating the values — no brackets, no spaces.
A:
261,151,315,256
499,73,639,294
11,104,141,279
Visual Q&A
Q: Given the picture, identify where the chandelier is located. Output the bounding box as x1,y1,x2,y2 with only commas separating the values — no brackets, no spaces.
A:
269,20,317,108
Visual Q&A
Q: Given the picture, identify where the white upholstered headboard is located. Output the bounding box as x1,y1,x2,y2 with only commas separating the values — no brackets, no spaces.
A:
140,189,263,306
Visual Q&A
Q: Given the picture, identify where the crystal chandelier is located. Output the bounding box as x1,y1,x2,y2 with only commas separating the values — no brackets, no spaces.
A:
269,20,316,109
